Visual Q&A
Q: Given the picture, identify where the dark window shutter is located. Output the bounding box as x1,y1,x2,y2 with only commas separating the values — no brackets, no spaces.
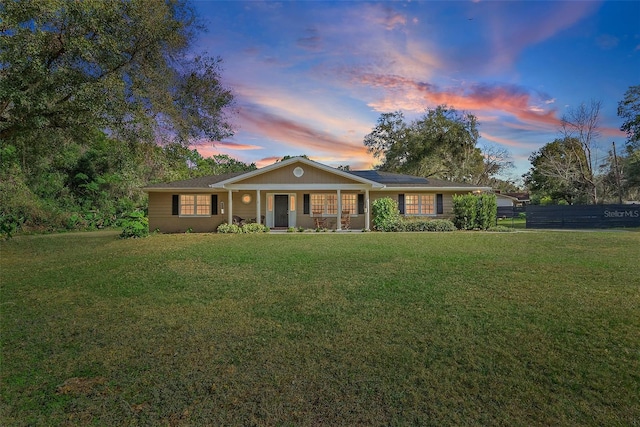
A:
172,195,179,215
303,194,310,214
436,193,443,214
398,194,405,215
357,194,365,214
211,194,218,215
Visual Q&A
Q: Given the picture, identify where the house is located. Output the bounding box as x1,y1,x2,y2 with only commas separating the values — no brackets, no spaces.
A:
494,192,530,207
143,156,491,232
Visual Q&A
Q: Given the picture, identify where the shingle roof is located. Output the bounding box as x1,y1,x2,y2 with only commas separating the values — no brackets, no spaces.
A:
143,171,246,189
348,170,481,188
144,166,487,190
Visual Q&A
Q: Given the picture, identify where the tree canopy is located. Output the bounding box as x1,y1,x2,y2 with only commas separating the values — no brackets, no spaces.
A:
363,106,513,185
0,0,234,161
618,85,640,149
0,0,244,235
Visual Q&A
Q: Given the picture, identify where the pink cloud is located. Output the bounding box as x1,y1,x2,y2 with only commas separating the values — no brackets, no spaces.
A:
354,72,561,129
237,105,370,159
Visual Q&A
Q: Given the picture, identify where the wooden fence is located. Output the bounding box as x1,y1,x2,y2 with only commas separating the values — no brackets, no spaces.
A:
526,204,640,229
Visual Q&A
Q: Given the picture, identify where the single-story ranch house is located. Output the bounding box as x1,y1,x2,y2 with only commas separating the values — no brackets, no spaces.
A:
143,156,491,232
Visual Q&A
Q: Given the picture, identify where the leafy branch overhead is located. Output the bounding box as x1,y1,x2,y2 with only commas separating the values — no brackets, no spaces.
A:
0,0,234,148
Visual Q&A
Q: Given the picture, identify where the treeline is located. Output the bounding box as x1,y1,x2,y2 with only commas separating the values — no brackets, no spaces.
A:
1,1,242,236
0,134,254,234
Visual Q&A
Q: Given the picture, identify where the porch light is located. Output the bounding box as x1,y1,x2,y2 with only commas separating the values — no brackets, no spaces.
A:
241,194,251,204
220,201,224,214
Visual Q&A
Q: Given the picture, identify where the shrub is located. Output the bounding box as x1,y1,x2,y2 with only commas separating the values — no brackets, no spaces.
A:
452,194,477,230
119,211,149,238
452,193,497,230
401,217,456,232
1,213,23,239
217,223,241,234
241,223,269,233
371,197,401,231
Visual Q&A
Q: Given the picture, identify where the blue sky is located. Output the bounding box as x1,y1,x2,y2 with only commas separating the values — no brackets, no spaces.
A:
191,1,639,180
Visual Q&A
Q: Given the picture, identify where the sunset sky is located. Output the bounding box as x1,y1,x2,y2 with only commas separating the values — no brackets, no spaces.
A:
191,1,639,181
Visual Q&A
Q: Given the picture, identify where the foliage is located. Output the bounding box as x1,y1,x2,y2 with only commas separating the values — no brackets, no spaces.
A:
216,223,242,234
3,231,639,425
0,0,234,154
399,218,456,232
559,100,602,204
363,106,512,184
371,197,401,231
119,211,149,239
618,85,640,149
452,193,497,230
452,194,477,230
216,222,269,234
240,223,269,233
524,138,591,205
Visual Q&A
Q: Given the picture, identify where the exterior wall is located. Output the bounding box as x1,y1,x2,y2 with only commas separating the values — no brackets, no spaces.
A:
369,191,459,218
496,195,515,207
149,188,478,232
234,163,361,185
148,192,226,233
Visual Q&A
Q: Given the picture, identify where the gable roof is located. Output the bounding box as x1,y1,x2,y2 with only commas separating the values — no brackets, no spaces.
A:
210,156,382,188
142,156,491,192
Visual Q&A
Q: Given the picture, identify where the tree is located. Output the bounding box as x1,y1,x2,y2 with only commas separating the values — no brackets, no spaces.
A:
476,145,515,186
0,0,234,171
560,100,602,203
618,85,640,149
524,138,590,205
363,106,488,183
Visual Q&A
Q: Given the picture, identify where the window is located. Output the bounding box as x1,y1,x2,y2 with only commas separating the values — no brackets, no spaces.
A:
311,193,358,215
180,194,211,216
405,194,434,215
311,194,336,215
342,194,357,214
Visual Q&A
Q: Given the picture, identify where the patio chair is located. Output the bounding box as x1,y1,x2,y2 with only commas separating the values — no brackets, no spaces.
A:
232,215,245,225
312,210,327,229
341,210,351,230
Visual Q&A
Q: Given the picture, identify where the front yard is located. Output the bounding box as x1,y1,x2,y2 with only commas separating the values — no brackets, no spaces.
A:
1,230,638,425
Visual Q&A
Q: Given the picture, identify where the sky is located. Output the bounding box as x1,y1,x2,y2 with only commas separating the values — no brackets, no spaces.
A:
190,0,639,182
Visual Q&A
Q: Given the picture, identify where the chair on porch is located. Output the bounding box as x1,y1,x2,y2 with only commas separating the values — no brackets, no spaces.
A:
232,215,245,225
312,210,327,229
341,210,351,230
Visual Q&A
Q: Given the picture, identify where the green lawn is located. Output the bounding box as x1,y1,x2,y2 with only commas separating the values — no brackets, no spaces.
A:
1,230,639,426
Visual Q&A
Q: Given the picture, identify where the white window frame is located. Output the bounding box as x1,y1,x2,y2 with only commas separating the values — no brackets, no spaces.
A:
179,194,211,217
311,194,338,216
405,194,435,216
341,193,357,215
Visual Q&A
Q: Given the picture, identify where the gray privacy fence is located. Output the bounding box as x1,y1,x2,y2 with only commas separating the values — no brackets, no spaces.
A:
526,204,640,229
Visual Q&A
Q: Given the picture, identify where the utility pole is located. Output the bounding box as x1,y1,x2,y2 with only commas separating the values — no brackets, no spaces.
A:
612,141,623,204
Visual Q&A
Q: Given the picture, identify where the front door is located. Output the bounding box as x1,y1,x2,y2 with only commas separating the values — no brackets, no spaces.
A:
274,195,289,227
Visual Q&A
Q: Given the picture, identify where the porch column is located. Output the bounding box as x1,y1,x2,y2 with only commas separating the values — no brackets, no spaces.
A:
336,189,342,231
365,189,370,230
227,190,233,225
256,190,261,224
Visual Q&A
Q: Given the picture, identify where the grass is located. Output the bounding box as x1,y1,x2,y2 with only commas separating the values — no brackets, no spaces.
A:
1,230,639,426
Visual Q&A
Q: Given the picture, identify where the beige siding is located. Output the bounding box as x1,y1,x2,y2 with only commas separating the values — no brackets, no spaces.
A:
234,162,361,185
148,192,226,233
149,188,477,232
